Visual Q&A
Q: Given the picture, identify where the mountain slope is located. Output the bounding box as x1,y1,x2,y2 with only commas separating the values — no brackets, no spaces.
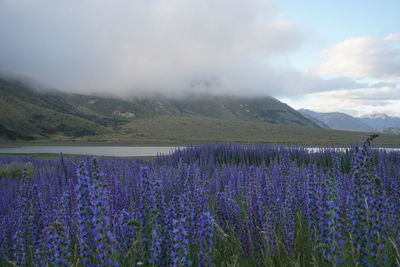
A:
298,109,374,132
0,79,110,140
0,78,319,141
380,127,400,135
297,111,330,129
169,95,321,126
359,113,400,130
299,109,400,133
64,93,320,127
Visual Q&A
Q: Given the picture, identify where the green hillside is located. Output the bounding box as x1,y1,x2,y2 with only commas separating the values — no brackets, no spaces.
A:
1,78,400,147
0,78,318,138
0,80,110,139
64,93,320,127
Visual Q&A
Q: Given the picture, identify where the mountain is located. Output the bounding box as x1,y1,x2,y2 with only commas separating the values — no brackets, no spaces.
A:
380,127,400,135
296,111,330,129
298,109,400,134
0,79,110,140
359,113,400,131
298,109,374,132
0,78,320,141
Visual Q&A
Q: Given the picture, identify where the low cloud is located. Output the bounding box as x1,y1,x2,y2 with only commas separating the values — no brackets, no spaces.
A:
1,1,398,117
259,70,369,97
0,0,305,97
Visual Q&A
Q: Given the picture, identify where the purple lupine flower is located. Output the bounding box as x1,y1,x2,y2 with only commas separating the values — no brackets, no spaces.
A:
349,135,387,266
149,227,162,265
197,211,214,266
12,171,46,266
30,183,47,266
113,209,136,255
90,158,116,266
170,217,190,266
75,162,96,265
2,140,400,266
309,167,333,259
323,154,344,264
216,190,240,232
275,159,296,254
138,166,157,223
0,214,15,263
12,169,31,266
42,221,71,266
75,159,117,266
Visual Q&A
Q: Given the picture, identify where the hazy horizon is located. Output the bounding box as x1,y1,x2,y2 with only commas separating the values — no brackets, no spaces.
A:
0,0,399,116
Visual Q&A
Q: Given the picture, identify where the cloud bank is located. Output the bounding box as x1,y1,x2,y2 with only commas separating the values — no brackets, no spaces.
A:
0,0,307,96
285,86,400,117
318,33,400,81
1,1,398,116
307,33,400,116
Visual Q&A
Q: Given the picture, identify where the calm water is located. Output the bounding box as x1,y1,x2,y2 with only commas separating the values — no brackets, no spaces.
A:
0,146,181,157
306,147,400,153
0,146,398,157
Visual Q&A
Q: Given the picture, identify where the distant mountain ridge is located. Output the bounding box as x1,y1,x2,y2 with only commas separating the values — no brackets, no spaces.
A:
0,78,320,141
380,127,400,135
298,109,374,132
298,109,400,134
295,110,330,129
359,113,400,131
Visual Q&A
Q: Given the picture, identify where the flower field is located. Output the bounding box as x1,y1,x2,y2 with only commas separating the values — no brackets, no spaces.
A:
1,137,400,266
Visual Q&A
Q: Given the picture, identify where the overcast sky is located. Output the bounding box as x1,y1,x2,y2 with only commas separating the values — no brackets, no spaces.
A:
0,0,399,116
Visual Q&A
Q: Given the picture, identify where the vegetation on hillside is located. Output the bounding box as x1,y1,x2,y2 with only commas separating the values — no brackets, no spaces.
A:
2,78,400,147
0,79,315,138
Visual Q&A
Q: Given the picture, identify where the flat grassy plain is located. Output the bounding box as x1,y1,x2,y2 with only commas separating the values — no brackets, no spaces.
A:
3,115,399,147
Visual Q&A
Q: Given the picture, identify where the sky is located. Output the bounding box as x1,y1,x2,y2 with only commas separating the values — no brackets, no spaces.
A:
0,0,399,116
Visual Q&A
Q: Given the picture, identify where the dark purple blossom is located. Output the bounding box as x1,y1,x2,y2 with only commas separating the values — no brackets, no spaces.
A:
1,139,399,266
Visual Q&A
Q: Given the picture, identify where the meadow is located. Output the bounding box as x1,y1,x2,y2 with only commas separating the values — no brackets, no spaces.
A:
1,136,399,266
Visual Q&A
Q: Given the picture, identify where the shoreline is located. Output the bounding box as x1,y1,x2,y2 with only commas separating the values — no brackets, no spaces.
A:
0,153,157,160
1,141,400,149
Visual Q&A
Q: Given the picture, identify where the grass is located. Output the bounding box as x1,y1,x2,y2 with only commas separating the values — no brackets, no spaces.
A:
0,161,35,179
0,153,80,160
34,115,400,147
0,153,157,161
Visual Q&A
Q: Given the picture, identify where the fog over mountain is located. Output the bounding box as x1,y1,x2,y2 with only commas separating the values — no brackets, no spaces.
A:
1,0,399,117
0,0,371,99
0,0,295,96
0,78,322,141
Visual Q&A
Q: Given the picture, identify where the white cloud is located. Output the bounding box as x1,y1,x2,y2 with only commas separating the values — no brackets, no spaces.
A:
0,0,303,96
317,33,400,80
1,1,398,118
282,85,400,117
301,34,400,117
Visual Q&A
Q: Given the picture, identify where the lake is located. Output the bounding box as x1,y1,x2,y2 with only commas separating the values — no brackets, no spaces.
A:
0,146,181,157
306,147,400,153
0,145,398,157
